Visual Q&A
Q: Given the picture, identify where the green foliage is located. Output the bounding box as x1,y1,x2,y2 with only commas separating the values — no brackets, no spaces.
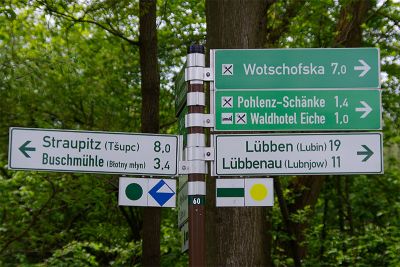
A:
42,241,141,266
0,1,201,265
300,166,400,266
271,0,339,48
1,0,400,266
160,209,188,267
0,170,129,264
267,0,400,265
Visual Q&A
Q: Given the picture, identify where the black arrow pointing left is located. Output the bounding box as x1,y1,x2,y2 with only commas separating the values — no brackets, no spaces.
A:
19,141,36,158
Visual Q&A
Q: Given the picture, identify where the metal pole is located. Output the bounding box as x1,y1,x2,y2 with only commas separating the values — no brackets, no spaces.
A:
186,44,206,266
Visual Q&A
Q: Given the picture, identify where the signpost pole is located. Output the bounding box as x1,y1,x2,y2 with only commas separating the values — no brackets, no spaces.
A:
187,44,206,266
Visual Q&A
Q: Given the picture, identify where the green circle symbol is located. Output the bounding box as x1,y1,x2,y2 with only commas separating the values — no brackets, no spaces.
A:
125,183,143,201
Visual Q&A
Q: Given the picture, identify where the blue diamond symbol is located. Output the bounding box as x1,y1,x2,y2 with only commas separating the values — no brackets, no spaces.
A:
148,180,175,206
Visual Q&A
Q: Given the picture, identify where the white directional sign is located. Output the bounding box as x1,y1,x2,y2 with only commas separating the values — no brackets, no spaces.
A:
9,128,178,176
180,222,189,252
214,133,383,176
177,175,188,227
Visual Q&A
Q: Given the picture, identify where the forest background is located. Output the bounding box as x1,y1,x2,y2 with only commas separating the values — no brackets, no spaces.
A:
0,0,400,266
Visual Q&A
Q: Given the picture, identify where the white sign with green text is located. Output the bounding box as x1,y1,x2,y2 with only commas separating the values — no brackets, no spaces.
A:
214,133,383,176
9,128,178,176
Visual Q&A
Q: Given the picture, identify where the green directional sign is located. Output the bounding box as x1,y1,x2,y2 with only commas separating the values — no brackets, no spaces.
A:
214,48,380,89
215,89,381,131
178,106,188,147
175,64,187,115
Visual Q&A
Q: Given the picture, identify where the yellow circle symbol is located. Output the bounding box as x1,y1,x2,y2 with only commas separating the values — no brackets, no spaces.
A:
250,184,268,201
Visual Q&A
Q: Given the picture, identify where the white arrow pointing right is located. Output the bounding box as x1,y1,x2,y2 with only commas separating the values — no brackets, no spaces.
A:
354,59,371,77
355,101,372,118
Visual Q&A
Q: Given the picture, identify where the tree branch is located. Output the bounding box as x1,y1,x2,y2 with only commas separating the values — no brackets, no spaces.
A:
159,119,177,131
36,1,139,46
334,0,372,47
265,0,306,47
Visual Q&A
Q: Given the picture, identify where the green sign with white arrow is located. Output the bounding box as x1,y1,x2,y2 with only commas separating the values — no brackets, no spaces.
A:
214,48,380,89
215,89,381,131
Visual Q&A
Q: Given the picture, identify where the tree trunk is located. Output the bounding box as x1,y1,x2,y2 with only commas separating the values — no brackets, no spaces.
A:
285,0,373,261
205,1,271,266
335,0,372,47
205,0,372,265
139,0,161,266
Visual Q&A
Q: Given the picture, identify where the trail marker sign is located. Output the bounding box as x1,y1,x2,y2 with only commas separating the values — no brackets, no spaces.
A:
119,177,176,207
216,178,274,207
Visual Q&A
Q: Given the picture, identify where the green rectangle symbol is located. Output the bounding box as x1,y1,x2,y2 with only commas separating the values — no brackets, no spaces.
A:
217,188,245,197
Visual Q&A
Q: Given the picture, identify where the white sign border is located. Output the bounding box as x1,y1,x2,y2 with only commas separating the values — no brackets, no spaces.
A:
213,132,383,176
8,127,179,176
